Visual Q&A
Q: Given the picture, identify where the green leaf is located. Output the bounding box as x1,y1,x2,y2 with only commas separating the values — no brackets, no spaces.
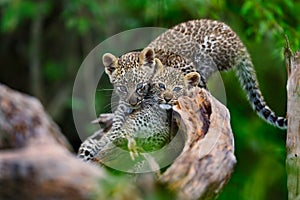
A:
241,1,254,15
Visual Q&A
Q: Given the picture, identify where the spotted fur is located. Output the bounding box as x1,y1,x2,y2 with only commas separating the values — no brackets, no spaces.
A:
102,19,286,129
78,60,174,161
151,66,200,106
148,19,286,129
78,19,287,162
77,129,109,161
103,48,159,108
78,99,171,162
77,61,200,162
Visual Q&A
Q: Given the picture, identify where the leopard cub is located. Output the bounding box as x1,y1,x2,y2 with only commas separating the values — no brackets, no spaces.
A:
150,66,201,110
102,47,159,109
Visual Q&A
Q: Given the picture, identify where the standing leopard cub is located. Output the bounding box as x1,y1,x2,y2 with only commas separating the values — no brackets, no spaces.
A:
103,19,287,129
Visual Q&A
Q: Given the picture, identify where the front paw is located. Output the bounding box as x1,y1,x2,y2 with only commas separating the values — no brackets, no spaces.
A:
91,113,114,127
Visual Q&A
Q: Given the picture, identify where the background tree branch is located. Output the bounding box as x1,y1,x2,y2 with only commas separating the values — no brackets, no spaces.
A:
29,3,45,102
285,38,300,200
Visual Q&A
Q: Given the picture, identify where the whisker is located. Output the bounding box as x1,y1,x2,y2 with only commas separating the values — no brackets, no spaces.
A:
96,93,113,98
95,105,111,115
100,102,119,112
101,106,113,113
97,88,114,91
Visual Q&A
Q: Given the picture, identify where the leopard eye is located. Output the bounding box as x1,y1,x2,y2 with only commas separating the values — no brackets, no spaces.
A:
136,82,149,95
117,86,128,93
173,86,182,92
136,83,143,90
158,83,166,90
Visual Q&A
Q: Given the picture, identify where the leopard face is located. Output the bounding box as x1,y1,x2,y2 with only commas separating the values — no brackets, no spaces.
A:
102,48,162,109
151,67,200,106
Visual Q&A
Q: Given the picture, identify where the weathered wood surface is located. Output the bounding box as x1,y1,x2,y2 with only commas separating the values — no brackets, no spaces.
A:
0,84,106,200
0,83,236,200
285,40,300,200
160,88,236,200
91,87,236,200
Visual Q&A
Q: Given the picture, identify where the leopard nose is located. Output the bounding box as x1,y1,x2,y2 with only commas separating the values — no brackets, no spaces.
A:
164,92,173,103
129,94,139,106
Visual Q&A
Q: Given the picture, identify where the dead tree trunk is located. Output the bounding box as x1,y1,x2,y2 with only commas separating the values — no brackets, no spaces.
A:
159,88,236,200
285,38,300,200
0,83,235,199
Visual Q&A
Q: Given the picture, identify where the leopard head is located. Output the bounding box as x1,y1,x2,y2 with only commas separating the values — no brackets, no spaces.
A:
102,47,163,108
151,67,200,106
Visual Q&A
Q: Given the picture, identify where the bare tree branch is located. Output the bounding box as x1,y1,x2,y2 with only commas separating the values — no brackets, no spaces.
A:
29,3,44,102
285,38,300,200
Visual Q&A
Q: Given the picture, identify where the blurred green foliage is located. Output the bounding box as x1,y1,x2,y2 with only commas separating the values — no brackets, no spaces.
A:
1,0,299,199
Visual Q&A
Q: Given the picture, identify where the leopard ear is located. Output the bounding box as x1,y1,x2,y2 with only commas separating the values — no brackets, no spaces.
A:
102,53,117,75
139,47,155,67
153,58,164,74
184,72,200,87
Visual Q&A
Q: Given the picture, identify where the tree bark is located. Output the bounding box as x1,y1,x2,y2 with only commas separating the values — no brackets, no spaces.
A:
29,3,44,102
89,87,236,199
285,38,300,200
0,83,236,199
160,88,236,200
0,84,107,200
